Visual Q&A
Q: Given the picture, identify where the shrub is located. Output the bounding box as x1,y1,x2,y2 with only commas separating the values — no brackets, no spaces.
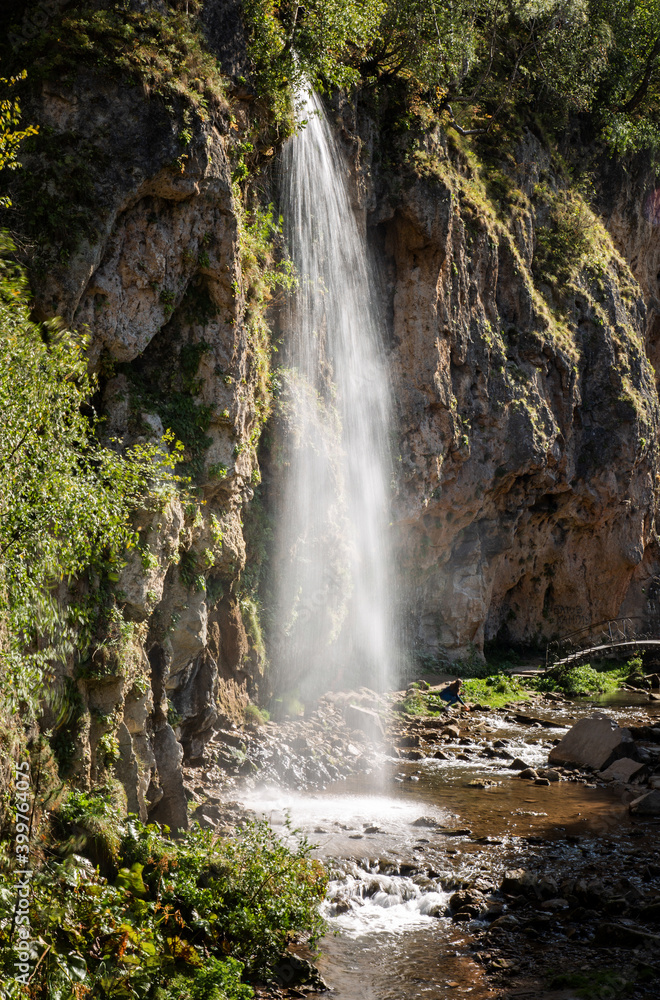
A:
0,814,327,996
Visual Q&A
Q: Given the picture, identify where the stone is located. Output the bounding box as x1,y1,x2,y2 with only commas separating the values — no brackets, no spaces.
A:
449,889,484,911
343,704,384,741
519,768,538,780
540,898,569,912
548,714,634,770
488,914,520,931
508,758,531,771
595,921,660,949
411,815,442,828
442,725,461,738
537,768,561,782
600,758,646,783
629,790,660,815
501,870,538,897
534,777,550,785
537,876,559,899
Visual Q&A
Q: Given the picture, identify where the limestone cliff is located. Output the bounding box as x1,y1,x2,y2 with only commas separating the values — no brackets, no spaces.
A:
357,123,660,664
5,2,660,825
3,6,264,827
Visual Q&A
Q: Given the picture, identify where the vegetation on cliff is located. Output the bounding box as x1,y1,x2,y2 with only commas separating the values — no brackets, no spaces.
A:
0,780,327,998
0,0,659,995
242,0,660,153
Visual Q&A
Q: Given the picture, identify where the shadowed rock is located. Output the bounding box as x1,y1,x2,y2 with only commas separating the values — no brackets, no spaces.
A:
548,713,634,770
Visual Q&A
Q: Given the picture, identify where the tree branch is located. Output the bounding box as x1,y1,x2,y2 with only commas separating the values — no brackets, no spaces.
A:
443,102,486,136
622,34,660,114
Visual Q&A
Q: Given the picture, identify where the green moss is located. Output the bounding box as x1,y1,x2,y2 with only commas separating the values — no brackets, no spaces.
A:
3,3,228,110
119,333,213,482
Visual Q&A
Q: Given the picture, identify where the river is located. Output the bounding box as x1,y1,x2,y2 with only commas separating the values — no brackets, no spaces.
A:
237,692,660,999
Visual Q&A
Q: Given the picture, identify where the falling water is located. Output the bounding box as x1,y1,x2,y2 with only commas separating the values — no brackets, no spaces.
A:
274,88,395,700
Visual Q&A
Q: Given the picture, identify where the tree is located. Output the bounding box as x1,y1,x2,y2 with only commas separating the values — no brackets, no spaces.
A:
590,0,660,153
0,238,181,710
0,70,37,205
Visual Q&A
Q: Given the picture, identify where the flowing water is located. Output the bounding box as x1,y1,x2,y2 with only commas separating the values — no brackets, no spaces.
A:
240,696,660,999
274,89,394,700
267,89,660,998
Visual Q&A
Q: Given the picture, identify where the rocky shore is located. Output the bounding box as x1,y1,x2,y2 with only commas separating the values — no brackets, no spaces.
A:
182,681,660,997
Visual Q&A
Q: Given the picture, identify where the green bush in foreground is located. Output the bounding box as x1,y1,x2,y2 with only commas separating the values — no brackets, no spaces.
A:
0,796,328,999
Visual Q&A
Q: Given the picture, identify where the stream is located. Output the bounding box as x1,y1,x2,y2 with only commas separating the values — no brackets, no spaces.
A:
236,693,660,999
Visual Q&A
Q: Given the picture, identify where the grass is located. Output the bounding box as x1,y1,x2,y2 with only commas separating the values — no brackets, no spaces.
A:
396,656,645,714
531,657,642,697
462,674,532,708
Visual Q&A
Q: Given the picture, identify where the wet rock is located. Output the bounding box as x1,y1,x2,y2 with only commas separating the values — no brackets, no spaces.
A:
629,789,660,815
511,712,565,729
519,768,538,780
411,815,443,828
450,889,484,911
600,758,646,782
537,767,561,781
343,704,384,740
273,954,328,991
508,758,531,771
548,714,634,770
534,777,550,785
489,914,520,931
501,870,538,897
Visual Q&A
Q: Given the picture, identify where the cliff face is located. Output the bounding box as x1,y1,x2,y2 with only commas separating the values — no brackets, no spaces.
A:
360,128,660,664
9,11,660,820
15,55,264,825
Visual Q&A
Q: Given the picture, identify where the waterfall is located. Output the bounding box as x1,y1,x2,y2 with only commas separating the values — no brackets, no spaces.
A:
273,88,395,701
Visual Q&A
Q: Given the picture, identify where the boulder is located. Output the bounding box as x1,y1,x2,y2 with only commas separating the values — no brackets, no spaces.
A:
508,757,531,771
599,758,646,783
537,768,561,782
629,790,660,815
343,704,384,740
548,713,634,770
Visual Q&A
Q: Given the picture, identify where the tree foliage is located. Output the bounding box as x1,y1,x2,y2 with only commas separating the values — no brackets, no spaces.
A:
0,236,182,712
0,70,37,205
242,0,660,151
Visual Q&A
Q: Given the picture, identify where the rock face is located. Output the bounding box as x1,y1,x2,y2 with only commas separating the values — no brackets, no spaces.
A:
9,11,660,821
359,126,660,663
10,41,265,827
548,714,634,770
